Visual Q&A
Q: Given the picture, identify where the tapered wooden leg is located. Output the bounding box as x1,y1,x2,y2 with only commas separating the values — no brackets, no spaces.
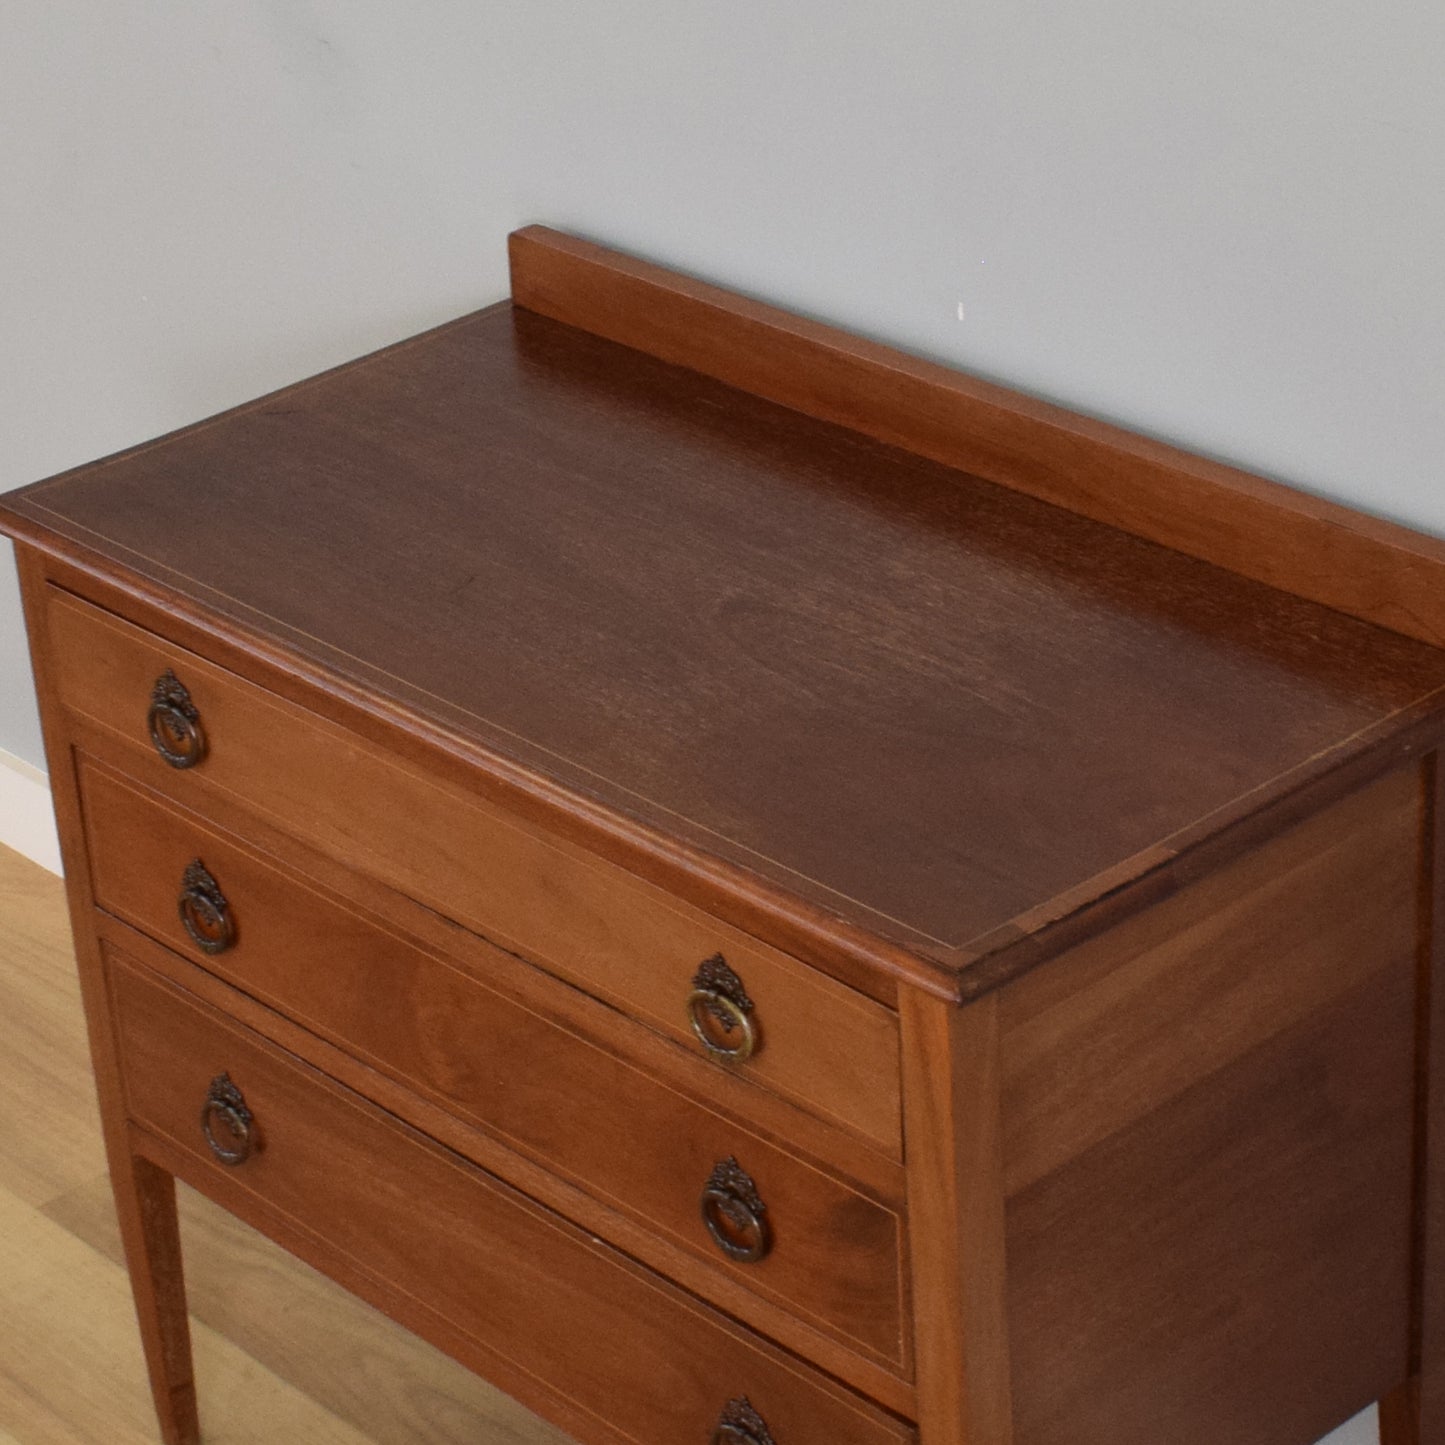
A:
110,1152,201,1445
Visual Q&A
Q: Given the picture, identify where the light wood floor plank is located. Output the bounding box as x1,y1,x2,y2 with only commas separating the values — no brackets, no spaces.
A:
0,844,106,1207
0,1181,375,1445
44,1174,570,1445
0,841,569,1444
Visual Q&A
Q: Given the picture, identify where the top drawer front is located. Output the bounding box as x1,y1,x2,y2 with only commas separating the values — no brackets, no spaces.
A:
46,588,902,1154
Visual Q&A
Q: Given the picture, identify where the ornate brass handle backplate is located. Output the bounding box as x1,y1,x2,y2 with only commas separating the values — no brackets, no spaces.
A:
148,670,207,770
178,859,236,955
701,1157,770,1264
686,955,758,1062
712,1397,776,1445
200,1073,254,1166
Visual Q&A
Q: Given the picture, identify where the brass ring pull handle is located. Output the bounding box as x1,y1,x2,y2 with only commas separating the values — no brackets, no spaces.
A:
712,1397,776,1445
148,670,207,770
201,1073,254,1166
178,860,236,955
701,1158,770,1264
686,955,758,1062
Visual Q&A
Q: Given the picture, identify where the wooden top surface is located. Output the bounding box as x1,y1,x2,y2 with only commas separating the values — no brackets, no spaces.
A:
7,298,1445,988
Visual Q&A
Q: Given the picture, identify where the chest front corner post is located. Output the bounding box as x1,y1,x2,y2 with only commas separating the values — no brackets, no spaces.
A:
901,985,1013,1445
1382,751,1445,1445
13,546,200,1445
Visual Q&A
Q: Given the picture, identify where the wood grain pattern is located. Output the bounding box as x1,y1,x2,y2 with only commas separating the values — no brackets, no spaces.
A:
26,546,943,1009
4,291,1445,1005
108,951,915,1445
76,755,909,1371
1000,763,1423,1445
65,709,904,1208
510,225,1445,650
1000,767,1421,1195
93,908,916,1418
47,586,904,1153
1008,965,1416,1445
899,991,1012,1445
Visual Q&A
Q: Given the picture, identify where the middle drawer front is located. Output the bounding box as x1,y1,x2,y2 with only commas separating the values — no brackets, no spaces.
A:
108,951,914,1445
78,756,907,1369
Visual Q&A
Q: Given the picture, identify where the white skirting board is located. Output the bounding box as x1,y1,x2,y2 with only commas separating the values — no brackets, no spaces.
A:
0,748,62,876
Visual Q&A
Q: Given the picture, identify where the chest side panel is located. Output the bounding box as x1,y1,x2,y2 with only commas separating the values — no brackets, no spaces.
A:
999,764,1423,1445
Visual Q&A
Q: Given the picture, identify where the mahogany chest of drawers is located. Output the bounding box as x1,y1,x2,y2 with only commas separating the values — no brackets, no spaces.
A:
7,228,1445,1445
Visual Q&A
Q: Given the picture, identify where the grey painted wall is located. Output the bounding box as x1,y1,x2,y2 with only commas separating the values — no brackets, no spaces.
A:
3,3,1442,779
0,541,42,766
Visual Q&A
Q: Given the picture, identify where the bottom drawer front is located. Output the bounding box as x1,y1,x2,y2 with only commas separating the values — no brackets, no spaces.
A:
107,949,911,1445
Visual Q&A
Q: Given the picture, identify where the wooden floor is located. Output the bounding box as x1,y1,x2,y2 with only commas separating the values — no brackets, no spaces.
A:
0,840,570,1445
0,840,1380,1445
